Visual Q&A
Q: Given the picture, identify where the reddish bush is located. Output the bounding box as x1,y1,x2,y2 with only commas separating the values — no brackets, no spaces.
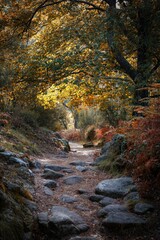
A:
123,100,160,198
60,129,82,142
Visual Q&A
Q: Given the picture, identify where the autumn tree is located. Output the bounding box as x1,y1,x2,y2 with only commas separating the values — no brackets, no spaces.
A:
24,0,160,105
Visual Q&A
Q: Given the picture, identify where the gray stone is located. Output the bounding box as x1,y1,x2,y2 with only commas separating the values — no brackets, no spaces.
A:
60,194,78,203
70,161,87,166
23,198,37,211
4,181,21,192
48,206,89,236
95,177,135,198
94,134,127,165
8,156,28,167
77,189,90,195
76,166,88,172
29,160,41,169
0,151,14,159
38,212,48,229
75,205,90,211
63,168,74,173
63,175,84,185
89,194,104,202
98,204,128,218
44,164,69,172
44,180,57,189
124,191,140,202
70,237,97,240
134,203,154,214
99,197,117,207
44,187,54,196
102,212,146,227
42,169,64,179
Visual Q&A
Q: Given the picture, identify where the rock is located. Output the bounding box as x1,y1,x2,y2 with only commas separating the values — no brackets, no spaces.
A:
48,206,89,237
93,155,107,165
134,203,154,214
124,191,140,202
44,180,58,189
102,212,146,228
4,181,21,193
0,146,5,152
95,177,136,198
60,194,78,203
98,204,128,218
62,168,74,173
8,156,28,167
99,197,117,207
44,164,69,172
76,166,88,172
83,142,94,148
94,134,127,165
38,212,48,230
63,176,84,185
53,138,70,152
0,151,14,160
70,161,87,166
42,169,64,179
29,160,41,169
44,187,54,196
23,198,37,211
70,237,97,240
89,194,105,202
75,205,90,211
77,189,90,195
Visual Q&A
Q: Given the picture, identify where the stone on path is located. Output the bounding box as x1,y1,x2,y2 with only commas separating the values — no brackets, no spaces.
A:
60,194,78,203
124,191,140,202
63,175,84,185
77,189,90,195
48,206,89,237
42,169,64,179
99,197,117,207
134,203,154,214
44,187,54,196
70,237,97,240
75,205,90,211
89,194,104,202
102,212,146,228
98,204,128,218
95,177,136,198
44,180,58,189
70,161,87,166
76,166,88,172
44,164,69,172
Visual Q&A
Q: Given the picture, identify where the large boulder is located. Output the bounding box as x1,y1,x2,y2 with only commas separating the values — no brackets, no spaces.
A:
94,134,127,166
47,206,89,238
95,177,136,198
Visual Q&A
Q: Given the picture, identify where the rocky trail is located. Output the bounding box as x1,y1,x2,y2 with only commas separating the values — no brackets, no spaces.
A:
32,142,160,240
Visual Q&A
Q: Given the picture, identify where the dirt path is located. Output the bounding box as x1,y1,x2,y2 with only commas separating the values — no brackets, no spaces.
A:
33,142,110,239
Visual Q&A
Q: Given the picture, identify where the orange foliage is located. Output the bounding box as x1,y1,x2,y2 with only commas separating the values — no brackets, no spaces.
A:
95,125,116,142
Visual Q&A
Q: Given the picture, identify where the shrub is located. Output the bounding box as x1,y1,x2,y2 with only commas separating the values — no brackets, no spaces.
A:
60,129,82,142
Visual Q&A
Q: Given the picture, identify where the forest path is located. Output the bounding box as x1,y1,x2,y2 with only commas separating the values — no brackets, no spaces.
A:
33,142,109,239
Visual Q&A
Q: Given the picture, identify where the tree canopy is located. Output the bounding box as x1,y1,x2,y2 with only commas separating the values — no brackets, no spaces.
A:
0,0,160,110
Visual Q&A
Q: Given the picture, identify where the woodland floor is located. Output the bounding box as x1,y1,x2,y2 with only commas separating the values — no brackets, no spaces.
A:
33,142,160,240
